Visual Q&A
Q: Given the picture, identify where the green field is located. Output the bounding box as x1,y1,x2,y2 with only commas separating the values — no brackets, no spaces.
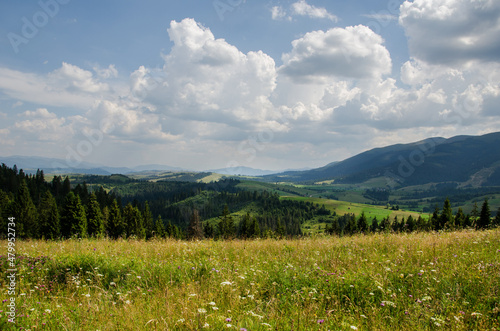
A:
1,230,499,330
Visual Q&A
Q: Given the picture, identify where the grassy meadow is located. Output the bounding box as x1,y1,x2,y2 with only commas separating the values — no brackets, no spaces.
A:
1,230,499,330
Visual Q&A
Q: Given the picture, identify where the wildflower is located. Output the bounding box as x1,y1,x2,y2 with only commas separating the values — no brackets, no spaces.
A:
226,318,232,322
198,308,207,314
212,307,219,310
45,309,51,313
240,328,247,331
351,326,358,330
177,318,185,323
381,301,396,307
317,319,325,324
189,293,197,297
220,281,233,286
202,323,210,328
208,302,216,306
226,324,232,328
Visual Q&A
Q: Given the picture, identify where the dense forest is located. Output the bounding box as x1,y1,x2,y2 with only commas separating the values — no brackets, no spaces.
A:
1,164,499,241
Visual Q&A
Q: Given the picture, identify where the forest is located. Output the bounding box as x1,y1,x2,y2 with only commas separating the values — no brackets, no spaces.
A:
1,163,499,241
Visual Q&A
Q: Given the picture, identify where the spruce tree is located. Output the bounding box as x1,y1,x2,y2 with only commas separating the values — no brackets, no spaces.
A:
357,212,369,233
154,215,166,238
477,199,490,229
493,207,500,228
142,202,154,239
86,193,103,237
123,203,145,238
13,179,37,238
187,209,203,240
107,199,123,239
38,191,60,239
405,215,415,232
454,208,466,229
61,192,87,238
440,198,454,230
218,205,234,239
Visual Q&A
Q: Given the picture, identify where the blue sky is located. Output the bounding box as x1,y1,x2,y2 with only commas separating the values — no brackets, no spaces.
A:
1,0,499,171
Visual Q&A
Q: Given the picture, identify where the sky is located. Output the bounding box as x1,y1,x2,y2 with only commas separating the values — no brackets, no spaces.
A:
0,0,499,171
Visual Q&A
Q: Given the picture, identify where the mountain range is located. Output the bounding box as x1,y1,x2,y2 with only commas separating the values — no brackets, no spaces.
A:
2,131,500,188
265,131,500,187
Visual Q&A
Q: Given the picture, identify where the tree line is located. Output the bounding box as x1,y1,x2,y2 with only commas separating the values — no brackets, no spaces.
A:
0,164,329,240
325,197,500,236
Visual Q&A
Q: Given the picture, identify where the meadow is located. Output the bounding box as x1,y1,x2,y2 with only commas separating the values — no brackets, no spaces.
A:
1,230,499,330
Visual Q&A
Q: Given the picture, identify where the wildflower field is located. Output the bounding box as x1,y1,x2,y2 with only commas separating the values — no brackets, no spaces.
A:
1,230,499,330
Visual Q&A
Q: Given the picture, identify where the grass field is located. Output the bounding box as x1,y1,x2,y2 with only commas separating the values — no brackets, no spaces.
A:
1,230,499,330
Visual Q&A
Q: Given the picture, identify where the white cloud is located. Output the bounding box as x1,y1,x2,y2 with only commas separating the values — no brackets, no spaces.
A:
399,0,500,65
13,108,75,141
291,0,337,21
271,1,337,21
280,25,392,82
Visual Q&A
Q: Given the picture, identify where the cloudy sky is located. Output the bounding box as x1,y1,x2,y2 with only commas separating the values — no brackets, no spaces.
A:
1,0,499,171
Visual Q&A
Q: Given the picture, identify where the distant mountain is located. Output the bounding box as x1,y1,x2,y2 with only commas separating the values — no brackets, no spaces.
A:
0,156,184,175
209,166,280,177
265,132,500,187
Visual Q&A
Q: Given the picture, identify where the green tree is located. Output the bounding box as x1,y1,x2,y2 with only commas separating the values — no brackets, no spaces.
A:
477,199,490,229
13,180,38,238
38,191,60,239
357,212,369,233
107,199,123,239
405,215,416,232
86,193,104,237
493,207,500,228
187,209,204,240
61,192,87,238
275,217,285,238
370,217,379,233
154,215,166,238
470,202,479,227
123,203,145,239
218,205,234,239
440,198,454,230
142,202,154,239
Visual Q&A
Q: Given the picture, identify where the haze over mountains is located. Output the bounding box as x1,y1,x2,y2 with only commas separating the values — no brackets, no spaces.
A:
2,131,500,187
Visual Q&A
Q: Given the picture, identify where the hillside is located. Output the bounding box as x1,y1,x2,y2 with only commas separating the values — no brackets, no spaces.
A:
265,132,500,187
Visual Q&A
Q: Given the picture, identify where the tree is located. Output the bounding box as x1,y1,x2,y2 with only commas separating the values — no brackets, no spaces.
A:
357,212,369,233
106,199,123,239
86,193,104,237
470,202,479,227
187,209,204,240
154,215,166,238
477,199,490,229
218,205,234,239
275,217,285,238
142,202,154,239
61,192,87,238
431,205,441,231
38,191,60,239
405,215,416,232
123,203,145,239
13,179,38,238
440,198,454,230
454,208,466,229
370,217,379,233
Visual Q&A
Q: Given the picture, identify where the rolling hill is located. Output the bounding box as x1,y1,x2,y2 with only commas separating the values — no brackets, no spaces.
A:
265,131,500,187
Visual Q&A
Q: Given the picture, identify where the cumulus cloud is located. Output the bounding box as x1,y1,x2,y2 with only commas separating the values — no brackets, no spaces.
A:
280,25,392,82
13,108,75,141
399,0,500,65
271,0,337,21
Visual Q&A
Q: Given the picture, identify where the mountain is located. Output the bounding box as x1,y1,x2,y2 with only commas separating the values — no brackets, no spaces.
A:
265,132,500,187
0,156,184,175
208,166,280,176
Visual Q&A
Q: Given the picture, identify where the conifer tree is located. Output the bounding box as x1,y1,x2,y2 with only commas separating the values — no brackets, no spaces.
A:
478,199,490,229
143,202,154,239
218,205,234,239
454,208,466,229
61,192,87,238
38,191,60,239
493,207,500,228
123,203,145,238
86,193,104,237
370,217,379,233
13,179,37,238
154,215,166,238
107,199,123,239
405,215,415,232
357,212,369,233
187,209,203,240
440,198,454,230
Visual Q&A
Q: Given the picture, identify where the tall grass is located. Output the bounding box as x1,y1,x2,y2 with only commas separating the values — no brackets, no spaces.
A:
1,230,499,330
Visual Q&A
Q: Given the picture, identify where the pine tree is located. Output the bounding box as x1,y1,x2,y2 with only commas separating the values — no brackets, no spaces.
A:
356,212,369,233
493,207,500,228
440,198,454,230
477,199,490,229
218,205,234,239
123,203,145,239
86,193,103,237
38,191,60,239
454,208,466,229
275,217,285,238
370,217,379,233
470,202,479,227
143,202,154,239
154,215,166,238
187,209,204,240
13,179,37,238
61,192,87,238
405,215,416,232
431,205,441,231
107,199,123,239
